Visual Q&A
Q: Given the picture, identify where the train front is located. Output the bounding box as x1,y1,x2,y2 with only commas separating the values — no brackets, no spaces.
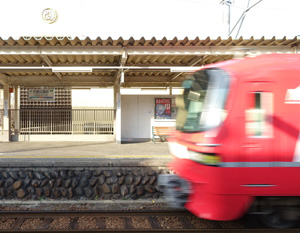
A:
159,68,247,220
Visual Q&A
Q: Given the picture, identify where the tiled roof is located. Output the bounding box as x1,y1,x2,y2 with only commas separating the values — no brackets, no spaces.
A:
1,36,299,47
0,36,299,87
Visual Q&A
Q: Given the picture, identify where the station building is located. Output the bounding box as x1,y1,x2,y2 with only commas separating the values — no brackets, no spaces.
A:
0,36,299,143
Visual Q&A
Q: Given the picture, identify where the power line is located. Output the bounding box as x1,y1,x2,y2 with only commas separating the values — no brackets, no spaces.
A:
236,0,251,38
228,0,263,38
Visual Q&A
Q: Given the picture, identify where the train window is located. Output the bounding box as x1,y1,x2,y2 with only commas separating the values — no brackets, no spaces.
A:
245,92,273,137
176,69,230,132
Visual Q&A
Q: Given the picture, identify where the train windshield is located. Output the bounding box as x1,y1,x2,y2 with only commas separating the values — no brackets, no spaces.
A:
176,68,230,132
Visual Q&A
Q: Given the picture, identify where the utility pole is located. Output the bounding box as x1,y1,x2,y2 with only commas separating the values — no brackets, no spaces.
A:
221,0,232,38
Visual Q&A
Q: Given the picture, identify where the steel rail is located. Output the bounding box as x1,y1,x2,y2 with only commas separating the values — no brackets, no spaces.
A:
0,210,298,233
0,228,297,233
0,210,190,217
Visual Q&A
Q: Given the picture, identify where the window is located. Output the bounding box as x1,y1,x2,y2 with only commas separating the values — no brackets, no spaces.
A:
176,69,229,132
245,92,273,137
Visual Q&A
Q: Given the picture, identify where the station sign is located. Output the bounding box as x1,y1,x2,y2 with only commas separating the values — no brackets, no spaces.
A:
28,89,55,102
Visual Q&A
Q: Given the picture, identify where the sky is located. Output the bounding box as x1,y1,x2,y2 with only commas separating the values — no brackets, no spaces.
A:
0,0,299,39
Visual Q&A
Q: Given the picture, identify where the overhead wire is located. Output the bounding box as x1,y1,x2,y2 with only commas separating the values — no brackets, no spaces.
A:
236,0,251,38
228,0,263,38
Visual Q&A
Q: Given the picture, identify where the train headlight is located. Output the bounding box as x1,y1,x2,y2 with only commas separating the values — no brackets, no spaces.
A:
169,142,220,166
188,150,220,165
187,150,203,162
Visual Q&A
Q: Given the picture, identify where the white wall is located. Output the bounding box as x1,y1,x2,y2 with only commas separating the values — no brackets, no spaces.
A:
72,88,113,109
121,95,175,142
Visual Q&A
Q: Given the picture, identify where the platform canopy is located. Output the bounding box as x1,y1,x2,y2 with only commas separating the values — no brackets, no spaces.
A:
0,36,299,88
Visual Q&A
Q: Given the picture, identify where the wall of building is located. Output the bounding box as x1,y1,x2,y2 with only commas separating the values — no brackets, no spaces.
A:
20,87,71,109
72,88,114,109
121,95,175,142
10,87,115,142
3,86,179,142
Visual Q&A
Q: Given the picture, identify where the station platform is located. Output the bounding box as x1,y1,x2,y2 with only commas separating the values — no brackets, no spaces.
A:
0,141,172,166
0,141,170,158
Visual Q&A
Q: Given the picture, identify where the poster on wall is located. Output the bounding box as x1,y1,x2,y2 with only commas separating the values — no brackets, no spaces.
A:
155,98,171,119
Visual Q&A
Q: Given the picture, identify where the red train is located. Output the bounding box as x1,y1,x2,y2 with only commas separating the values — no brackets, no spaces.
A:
159,54,300,228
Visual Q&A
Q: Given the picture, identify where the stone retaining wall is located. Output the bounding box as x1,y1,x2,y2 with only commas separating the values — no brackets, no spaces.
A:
0,166,170,200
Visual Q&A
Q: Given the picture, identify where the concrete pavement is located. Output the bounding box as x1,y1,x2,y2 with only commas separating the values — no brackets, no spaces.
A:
0,141,172,167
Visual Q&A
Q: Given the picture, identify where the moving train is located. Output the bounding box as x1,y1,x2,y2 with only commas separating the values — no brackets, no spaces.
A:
159,54,300,228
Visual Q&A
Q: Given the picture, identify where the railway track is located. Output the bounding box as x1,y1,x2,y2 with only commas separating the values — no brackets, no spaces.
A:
0,210,298,232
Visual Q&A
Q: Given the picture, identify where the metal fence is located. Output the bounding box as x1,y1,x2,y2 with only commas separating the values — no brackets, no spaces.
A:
9,109,114,135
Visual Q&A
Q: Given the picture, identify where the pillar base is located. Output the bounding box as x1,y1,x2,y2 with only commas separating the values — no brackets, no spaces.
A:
0,131,10,142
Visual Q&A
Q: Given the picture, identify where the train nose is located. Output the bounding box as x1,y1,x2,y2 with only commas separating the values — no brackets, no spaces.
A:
158,174,191,208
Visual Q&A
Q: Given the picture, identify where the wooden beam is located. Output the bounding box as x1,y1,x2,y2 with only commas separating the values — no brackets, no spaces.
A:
0,73,9,85
41,54,64,83
0,45,296,56
171,55,207,81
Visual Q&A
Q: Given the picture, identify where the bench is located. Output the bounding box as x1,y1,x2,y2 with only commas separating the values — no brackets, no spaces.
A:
152,126,174,143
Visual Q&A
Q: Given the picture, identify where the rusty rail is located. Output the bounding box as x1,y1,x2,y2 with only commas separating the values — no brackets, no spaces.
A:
0,210,296,232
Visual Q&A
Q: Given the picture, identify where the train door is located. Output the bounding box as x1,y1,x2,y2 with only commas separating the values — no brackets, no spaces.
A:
243,82,275,162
